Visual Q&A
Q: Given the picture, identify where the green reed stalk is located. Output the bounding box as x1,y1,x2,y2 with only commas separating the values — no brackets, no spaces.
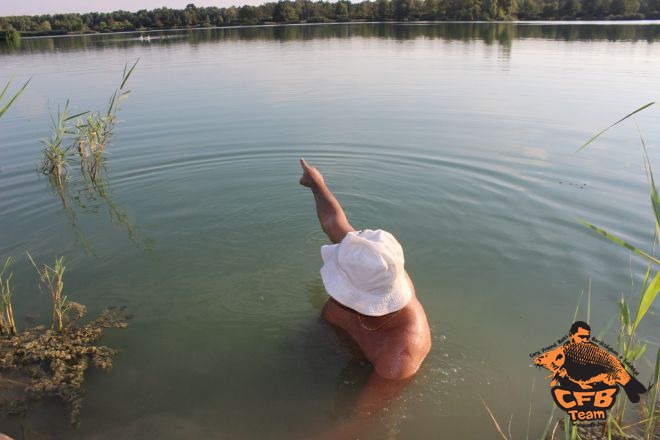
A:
39,100,86,192
0,77,29,118
0,256,17,336
75,59,138,182
577,103,660,437
644,348,660,439
27,253,68,333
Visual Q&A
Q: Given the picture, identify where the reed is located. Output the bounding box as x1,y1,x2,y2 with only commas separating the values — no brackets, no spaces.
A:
39,101,86,193
483,104,660,439
26,253,68,333
75,59,138,182
0,77,29,119
575,103,659,439
0,257,17,336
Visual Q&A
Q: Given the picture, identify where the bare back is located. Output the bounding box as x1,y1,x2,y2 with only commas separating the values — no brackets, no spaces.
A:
321,274,431,380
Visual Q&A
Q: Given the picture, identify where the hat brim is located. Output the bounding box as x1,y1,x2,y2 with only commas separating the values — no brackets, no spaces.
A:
320,243,412,316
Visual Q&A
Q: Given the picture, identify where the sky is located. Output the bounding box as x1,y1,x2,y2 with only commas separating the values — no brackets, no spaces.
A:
0,1,267,17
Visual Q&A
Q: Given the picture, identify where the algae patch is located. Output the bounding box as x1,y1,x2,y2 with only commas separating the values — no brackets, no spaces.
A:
0,306,128,425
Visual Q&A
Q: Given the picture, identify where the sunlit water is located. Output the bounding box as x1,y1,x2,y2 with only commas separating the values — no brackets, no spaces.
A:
1,22,659,439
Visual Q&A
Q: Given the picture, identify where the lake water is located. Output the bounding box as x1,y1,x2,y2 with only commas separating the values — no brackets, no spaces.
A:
1,22,659,439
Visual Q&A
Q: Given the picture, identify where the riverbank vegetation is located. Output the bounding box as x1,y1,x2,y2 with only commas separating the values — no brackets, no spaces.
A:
1,0,659,37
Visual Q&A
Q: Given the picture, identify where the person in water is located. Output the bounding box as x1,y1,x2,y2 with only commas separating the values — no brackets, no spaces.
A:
299,158,431,438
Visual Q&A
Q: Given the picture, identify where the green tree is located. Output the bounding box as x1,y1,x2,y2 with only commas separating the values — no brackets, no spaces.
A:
393,0,409,19
40,20,52,32
561,0,582,16
517,0,541,18
335,1,349,18
610,0,640,14
375,0,392,19
238,5,260,24
274,1,299,22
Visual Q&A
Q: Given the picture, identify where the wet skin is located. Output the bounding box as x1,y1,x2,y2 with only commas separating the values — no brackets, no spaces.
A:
299,158,431,439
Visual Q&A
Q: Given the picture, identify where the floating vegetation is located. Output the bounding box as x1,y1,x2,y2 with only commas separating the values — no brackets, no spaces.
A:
0,256,128,426
0,307,127,425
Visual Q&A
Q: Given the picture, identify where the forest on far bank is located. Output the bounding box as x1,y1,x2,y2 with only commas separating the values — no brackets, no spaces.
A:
1,0,659,37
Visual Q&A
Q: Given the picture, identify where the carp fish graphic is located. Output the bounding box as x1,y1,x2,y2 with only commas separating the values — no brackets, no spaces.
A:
534,342,648,403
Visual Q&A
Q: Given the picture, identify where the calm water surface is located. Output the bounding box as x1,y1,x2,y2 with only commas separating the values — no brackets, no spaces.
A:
1,22,659,439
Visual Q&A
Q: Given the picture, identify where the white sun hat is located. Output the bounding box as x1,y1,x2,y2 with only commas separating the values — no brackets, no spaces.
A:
320,229,413,316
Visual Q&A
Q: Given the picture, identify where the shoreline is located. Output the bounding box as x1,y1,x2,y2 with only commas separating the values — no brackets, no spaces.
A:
17,19,660,40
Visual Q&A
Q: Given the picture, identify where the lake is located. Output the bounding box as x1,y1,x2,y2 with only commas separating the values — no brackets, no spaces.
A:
1,22,659,439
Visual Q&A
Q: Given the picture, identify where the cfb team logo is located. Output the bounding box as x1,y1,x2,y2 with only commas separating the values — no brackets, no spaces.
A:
531,321,647,423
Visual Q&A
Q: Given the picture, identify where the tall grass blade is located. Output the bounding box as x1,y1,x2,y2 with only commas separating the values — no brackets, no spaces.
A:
587,279,591,324
0,79,10,101
526,378,534,440
619,298,630,332
638,128,660,237
632,271,659,331
480,397,510,440
647,347,660,437
541,405,557,440
0,78,30,118
572,289,584,323
120,58,139,90
579,220,660,265
577,102,655,152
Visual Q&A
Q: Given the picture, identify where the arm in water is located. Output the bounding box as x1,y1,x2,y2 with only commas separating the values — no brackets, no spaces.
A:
309,373,411,440
299,158,355,244
299,158,416,438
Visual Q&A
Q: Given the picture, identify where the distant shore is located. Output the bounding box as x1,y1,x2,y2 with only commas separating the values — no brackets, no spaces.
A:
7,19,660,41
2,0,659,39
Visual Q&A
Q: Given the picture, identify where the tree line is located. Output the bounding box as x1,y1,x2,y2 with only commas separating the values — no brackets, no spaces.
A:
1,0,659,36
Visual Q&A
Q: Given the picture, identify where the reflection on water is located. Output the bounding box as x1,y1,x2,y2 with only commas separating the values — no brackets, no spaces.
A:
38,155,149,254
3,22,660,55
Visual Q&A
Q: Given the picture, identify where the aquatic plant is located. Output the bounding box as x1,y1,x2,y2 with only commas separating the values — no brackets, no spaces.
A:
0,306,127,425
38,101,86,193
483,103,660,439
0,253,128,425
576,103,659,440
0,257,17,336
75,59,138,182
26,253,68,333
0,77,29,119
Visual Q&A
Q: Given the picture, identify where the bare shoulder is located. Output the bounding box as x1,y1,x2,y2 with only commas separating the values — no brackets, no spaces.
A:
374,325,431,380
